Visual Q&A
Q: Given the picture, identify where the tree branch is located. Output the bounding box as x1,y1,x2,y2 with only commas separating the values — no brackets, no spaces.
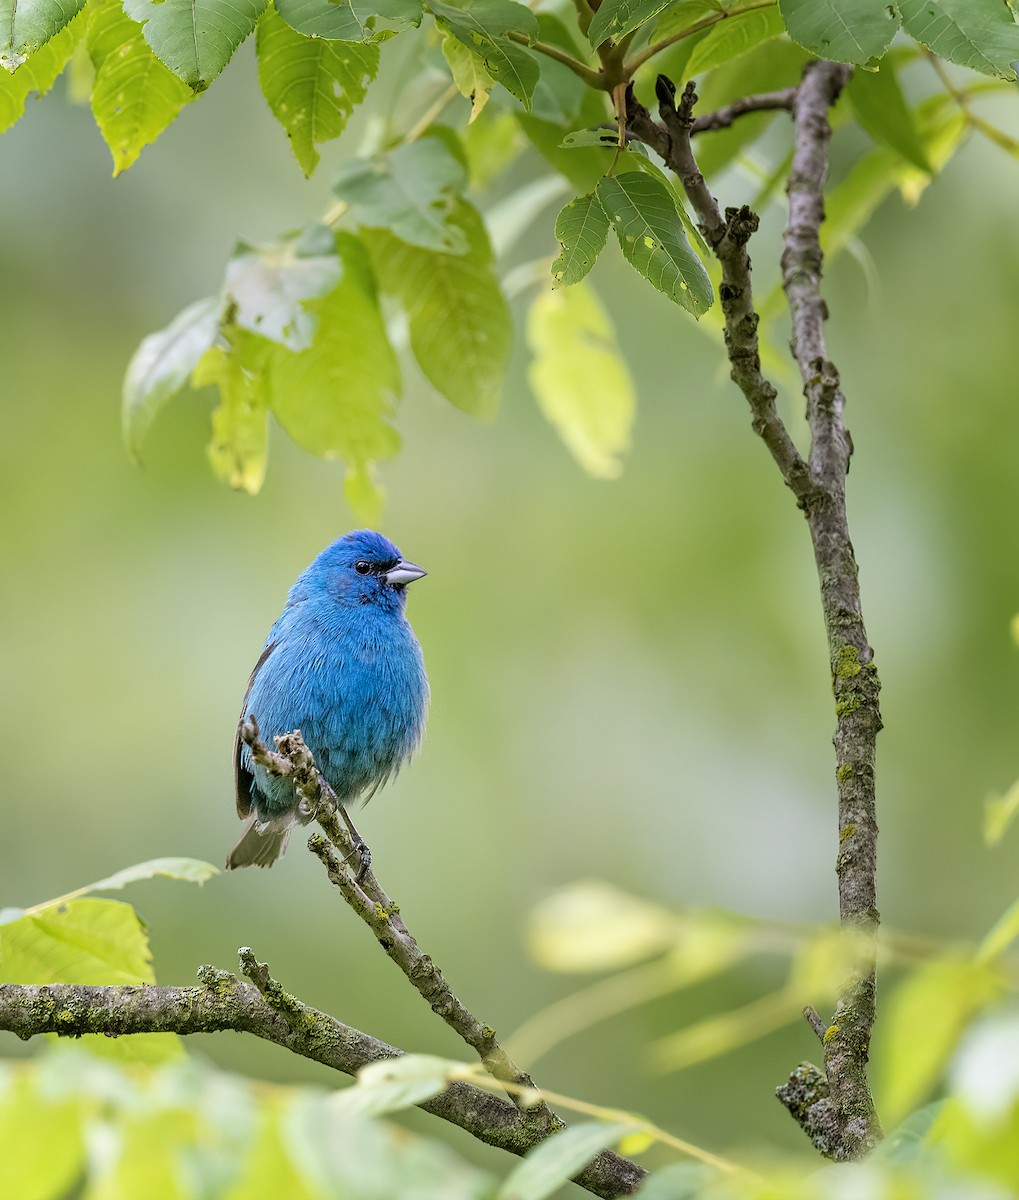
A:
243,723,555,1132
779,59,882,1158
628,64,883,1159
625,78,814,507
0,958,647,1198
691,88,796,134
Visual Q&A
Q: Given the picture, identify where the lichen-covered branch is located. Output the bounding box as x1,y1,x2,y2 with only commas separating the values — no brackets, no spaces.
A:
779,60,882,1157
628,64,882,1159
244,723,556,1137
0,957,647,1199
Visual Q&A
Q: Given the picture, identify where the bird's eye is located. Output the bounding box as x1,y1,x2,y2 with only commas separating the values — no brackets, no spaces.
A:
354,560,371,575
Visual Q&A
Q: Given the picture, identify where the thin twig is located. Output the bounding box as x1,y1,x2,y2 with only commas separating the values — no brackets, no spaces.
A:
243,724,558,1134
506,31,605,89
0,963,647,1199
625,79,814,506
691,88,796,134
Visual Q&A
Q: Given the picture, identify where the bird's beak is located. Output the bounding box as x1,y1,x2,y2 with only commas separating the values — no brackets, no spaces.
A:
384,559,427,587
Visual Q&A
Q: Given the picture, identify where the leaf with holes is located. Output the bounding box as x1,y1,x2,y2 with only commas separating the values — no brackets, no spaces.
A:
427,0,538,109
899,0,1019,80
332,136,469,253
224,223,343,349
122,0,267,90
551,191,610,287
779,0,899,65
258,6,379,176
0,12,81,130
275,0,366,41
597,172,712,316
586,0,673,49
0,0,84,70
87,0,193,174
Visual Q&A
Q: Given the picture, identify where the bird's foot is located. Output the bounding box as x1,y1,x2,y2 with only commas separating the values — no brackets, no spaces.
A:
342,835,372,884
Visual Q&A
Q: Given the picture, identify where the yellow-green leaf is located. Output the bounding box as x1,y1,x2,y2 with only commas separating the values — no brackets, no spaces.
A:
0,12,82,132
528,882,680,972
195,340,271,494
87,0,192,174
257,6,379,177
0,1070,85,1200
877,957,1002,1125
367,199,510,418
527,282,634,479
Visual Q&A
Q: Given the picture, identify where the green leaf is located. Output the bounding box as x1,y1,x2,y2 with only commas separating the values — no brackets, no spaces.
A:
269,232,401,464
195,339,271,493
497,1121,641,1200
0,1071,85,1200
8,858,222,915
332,1055,456,1116
122,0,267,90
690,38,808,178
551,191,610,287
0,10,80,131
684,6,785,75
123,296,221,458
443,30,493,122
257,6,379,176
597,172,713,316
224,1097,320,1200
426,0,539,109
528,12,585,123
587,0,674,49
0,0,84,70
528,282,635,479
870,1102,946,1164
634,1164,713,1199
848,64,931,173
899,0,1019,80
332,136,469,253
0,898,154,984
778,0,900,65
560,125,621,149
528,882,681,971
224,223,343,349
367,199,510,417
275,0,367,41
877,957,1002,1125
87,0,193,175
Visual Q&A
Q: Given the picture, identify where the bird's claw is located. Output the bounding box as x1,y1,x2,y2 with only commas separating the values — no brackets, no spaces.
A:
344,838,372,884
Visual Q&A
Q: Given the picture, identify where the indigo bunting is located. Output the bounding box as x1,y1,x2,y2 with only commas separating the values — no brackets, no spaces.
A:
226,529,429,869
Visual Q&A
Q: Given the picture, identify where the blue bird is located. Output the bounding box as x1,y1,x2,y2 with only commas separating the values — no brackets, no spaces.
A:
227,529,429,870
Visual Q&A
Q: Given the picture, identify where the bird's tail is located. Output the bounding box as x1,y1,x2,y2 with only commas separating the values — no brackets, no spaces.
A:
225,817,292,869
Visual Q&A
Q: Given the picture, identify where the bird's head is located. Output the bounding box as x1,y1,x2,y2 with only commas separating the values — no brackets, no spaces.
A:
300,529,427,611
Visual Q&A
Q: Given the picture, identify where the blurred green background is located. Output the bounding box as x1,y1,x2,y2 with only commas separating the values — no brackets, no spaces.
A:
2,45,1019,1173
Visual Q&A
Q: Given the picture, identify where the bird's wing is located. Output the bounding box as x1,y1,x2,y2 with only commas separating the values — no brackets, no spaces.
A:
235,641,276,819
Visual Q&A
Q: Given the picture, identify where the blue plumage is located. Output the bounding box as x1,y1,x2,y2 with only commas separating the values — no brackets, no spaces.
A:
227,530,429,869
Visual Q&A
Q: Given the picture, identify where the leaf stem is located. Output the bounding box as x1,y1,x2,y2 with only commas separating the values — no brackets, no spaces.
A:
625,0,777,78
507,31,606,89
